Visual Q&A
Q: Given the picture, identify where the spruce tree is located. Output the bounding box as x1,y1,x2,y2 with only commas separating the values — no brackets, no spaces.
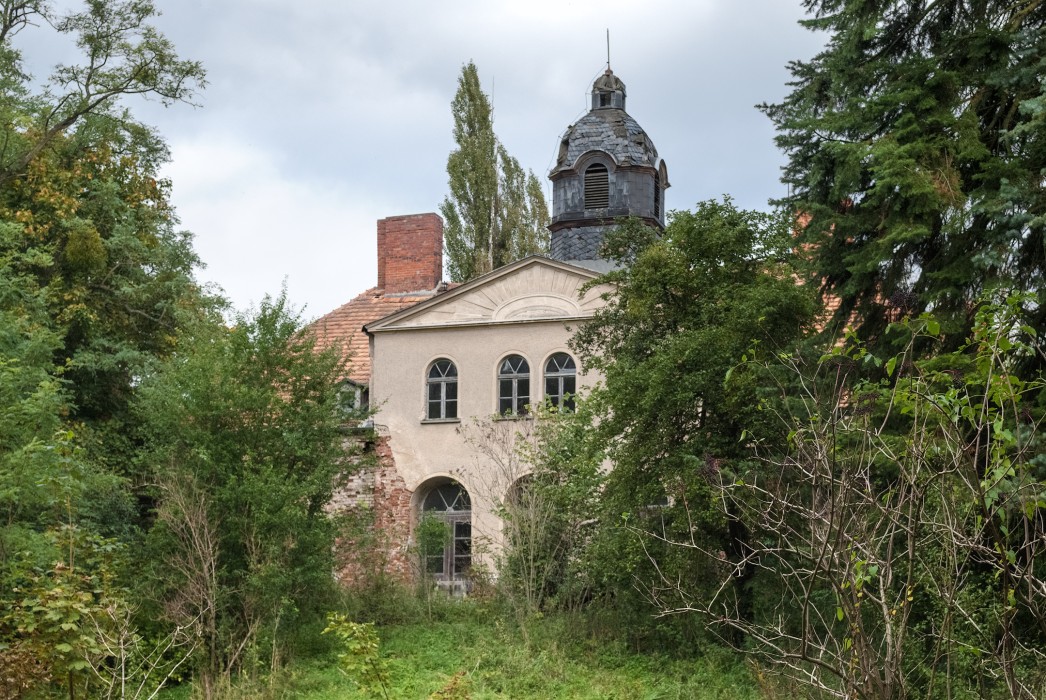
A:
767,1,1046,353
440,62,549,282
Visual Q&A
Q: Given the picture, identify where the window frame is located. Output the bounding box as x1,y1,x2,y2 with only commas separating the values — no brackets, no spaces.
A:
497,354,531,417
425,358,459,421
543,352,577,412
420,481,472,584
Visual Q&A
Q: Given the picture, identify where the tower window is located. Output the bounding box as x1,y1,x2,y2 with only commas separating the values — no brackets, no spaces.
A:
584,163,609,209
544,352,577,411
498,354,530,416
427,359,458,420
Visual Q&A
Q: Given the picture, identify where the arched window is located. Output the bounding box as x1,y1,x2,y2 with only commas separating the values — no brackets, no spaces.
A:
498,354,530,416
584,163,609,209
420,481,471,582
544,352,577,411
426,359,458,420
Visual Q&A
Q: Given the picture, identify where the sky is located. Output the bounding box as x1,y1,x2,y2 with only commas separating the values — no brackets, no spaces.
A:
23,1,827,320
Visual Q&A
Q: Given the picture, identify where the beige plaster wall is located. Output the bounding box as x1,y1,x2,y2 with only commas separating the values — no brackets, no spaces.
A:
369,318,601,567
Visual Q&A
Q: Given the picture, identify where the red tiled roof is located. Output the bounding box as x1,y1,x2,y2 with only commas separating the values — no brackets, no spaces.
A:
309,287,436,384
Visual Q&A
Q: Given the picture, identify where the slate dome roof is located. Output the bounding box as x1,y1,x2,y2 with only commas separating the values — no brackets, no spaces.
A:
551,70,660,175
552,109,659,174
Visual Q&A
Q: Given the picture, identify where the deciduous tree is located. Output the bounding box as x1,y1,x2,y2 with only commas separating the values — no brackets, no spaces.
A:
137,293,357,695
570,200,815,633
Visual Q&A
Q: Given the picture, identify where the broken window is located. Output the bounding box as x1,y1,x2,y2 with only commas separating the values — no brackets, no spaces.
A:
426,358,458,420
498,354,530,416
544,352,576,411
421,481,471,583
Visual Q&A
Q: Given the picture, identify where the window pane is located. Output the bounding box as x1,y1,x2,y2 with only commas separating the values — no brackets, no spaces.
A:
564,376,575,395
517,378,529,402
445,400,457,419
428,382,441,401
499,379,512,399
546,377,558,402
445,381,457,401
499,397,513,415
428,400,441,420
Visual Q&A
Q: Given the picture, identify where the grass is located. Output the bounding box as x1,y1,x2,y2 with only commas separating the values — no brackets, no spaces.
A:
161,601,760,699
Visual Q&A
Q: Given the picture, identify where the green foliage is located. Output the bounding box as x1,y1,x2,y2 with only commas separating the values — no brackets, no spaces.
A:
567,199,816,632
0,0,205,184
440,61,548,282
415,512,452,573
321,613,391,699
768,0,1046,358
161,602,759,700
690,295,1046,699
137,292,355,690
500,399,606,614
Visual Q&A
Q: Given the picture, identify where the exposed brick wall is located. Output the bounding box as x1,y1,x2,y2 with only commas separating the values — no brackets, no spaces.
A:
377,213,443,294
331,434,414,586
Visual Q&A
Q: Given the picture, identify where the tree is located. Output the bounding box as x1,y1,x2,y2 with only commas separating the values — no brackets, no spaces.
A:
654,298,1046,699
0,3,207,691
569,200,816,637
0,0,209,488
767,1,1046,358
137,293,357,697
440,61,549,282
0,0,205,184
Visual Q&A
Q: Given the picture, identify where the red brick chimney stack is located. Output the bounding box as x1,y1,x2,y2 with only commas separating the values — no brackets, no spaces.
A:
376,213,443,294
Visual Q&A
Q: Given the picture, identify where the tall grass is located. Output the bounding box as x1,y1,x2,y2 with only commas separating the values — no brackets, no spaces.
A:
160,583,758,699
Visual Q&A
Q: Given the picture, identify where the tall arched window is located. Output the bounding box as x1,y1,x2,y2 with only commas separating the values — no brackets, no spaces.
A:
426,359,458,420
544,352,577,411
421,481,471,583
498,355,530,416
584,163,609,209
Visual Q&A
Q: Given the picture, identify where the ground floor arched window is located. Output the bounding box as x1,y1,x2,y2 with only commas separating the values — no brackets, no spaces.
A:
419,480,471,584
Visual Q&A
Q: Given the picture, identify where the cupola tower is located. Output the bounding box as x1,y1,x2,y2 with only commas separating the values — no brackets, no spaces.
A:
548,69,669,268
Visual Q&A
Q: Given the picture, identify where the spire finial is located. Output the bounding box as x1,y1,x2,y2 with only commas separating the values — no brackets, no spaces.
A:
606,29,611,71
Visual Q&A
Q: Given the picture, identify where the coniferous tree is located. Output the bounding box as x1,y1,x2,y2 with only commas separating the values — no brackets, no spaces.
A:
767,0,1046,357
440,62,549,282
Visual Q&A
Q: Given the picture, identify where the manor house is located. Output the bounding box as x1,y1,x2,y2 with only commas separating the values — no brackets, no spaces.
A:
312,69,668,587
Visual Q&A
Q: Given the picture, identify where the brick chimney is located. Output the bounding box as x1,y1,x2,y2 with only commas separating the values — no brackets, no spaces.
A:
376,213,443,294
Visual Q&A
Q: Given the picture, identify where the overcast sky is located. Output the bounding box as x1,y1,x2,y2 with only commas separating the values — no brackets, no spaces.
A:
26,1,827,320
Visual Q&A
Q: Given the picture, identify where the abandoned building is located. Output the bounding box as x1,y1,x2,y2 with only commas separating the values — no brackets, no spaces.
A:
312,68,668,587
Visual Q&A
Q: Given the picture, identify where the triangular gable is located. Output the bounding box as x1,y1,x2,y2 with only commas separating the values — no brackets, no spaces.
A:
366,256,609,332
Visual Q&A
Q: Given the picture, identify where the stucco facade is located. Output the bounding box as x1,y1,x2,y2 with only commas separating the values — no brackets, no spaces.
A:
364,257,610,574
316,68,665,589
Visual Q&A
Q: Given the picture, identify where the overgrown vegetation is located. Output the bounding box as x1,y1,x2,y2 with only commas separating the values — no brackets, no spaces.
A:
160,594,760,700
3,1,1045,698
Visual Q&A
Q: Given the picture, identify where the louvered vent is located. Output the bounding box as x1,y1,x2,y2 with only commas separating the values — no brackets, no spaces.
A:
654,173,661,219
584,164,609,209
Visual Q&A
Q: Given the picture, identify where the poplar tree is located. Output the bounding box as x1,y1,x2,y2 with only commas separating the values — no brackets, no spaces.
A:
440,62,549,282
768,1,1046,354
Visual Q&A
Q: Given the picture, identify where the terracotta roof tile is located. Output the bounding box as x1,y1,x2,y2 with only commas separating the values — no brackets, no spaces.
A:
309,287,436,384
